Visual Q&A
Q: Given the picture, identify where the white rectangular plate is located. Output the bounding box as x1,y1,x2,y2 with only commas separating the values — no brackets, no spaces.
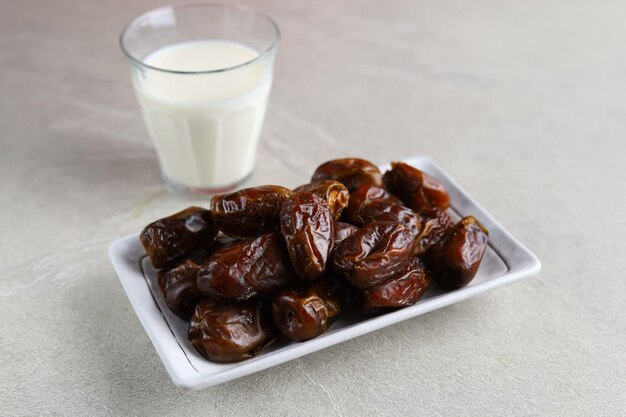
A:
109,156,541,391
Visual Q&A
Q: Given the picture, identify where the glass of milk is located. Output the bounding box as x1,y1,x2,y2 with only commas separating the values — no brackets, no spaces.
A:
120,4,279,194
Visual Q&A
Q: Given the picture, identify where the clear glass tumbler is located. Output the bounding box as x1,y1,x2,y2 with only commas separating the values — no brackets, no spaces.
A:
120,3,279,194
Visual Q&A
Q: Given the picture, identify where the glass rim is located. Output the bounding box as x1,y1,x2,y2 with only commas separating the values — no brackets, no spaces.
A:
119,2,280,75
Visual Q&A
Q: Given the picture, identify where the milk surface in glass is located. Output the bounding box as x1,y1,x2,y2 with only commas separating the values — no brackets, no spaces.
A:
133,40,271,190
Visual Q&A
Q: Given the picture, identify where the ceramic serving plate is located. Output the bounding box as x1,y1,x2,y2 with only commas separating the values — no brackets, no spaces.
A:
108,156,541,391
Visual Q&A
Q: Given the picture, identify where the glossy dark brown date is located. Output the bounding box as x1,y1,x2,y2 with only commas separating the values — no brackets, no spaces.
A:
311,158,382,191
210,185,293,238
188,298,274,363
358,257,431,314
197,233,296,299
344,185,420,235
280,192,334,280
383,162,450,213
293,180,349,221
333,222,359,247
427,216,489,290
414,208,454,255
157,259,203,320
333,222,416,288
206,234,241,254
140,206,217,269
272,280,344,342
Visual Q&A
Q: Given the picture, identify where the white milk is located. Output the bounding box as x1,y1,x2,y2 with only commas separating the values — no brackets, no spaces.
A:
133,40,272,190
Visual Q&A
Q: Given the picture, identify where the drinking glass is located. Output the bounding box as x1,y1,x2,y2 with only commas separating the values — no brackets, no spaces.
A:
120,3,279,194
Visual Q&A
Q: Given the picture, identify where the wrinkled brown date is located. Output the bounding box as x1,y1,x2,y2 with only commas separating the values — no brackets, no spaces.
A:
272,280,344,342
157,259,203,320
414,208,454,255
197,233,296,299
280,192,334,280
210,185,293,238
188,298,274,363
344,185,420,235
358,257,431,314
293,180,349,221
334,222,359,247
140,206,217,269
427,216,489,290
333,222,416,288
311,158,382,191
383,162,450,213
205,233,241,255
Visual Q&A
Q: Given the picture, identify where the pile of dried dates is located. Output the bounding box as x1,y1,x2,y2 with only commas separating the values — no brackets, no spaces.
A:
140,158,489,363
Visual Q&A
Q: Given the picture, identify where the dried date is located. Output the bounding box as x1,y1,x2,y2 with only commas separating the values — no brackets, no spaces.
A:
140,206,217,269
280,192,334,280
334,222,359,247
414,208,454,255
333,222,416,288
311,158,382,191
426,216,489,290
272,280,344,341
188,298,274,362
206,233,241,254
210,185,293,238
344,185,420,235
357,257,431,314
293,180,349,221
383,162,450,213
157,259,203,320
197,233,296,299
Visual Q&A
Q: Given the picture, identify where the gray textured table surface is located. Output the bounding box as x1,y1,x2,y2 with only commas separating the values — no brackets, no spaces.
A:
1,0,625,415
